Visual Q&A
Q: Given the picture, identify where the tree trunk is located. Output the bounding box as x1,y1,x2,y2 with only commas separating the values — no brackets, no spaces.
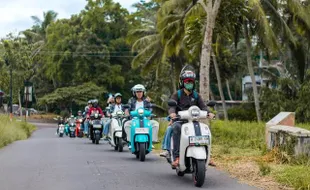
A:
226,79,233,100
18,94,22,117
199,0,222,101
170,62,177,93
243,21,262,122
212,53,228,120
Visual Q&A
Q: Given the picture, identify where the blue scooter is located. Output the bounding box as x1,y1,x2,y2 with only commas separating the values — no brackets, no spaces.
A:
123,106,153,162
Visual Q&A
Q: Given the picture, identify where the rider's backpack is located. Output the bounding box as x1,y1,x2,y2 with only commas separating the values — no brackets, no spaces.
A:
177,89,199,102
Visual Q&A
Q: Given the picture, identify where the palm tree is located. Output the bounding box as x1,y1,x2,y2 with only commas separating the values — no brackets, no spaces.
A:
22,10,58,58
21,10,58,88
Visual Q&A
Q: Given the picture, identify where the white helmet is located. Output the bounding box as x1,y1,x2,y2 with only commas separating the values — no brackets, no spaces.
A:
132,84,146,96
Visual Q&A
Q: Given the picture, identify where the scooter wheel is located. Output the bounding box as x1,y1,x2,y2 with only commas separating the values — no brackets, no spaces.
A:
118,138,123,152
139,143,146,162
192,159,206,187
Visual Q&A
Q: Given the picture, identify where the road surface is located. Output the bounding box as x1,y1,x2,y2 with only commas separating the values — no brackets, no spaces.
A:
0,123,257,190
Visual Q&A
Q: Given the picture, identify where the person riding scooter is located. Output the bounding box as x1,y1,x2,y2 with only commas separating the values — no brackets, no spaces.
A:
123,84,159,149
87,99,104,140
167,68,215,168
83,100,93,136
103,93,124,138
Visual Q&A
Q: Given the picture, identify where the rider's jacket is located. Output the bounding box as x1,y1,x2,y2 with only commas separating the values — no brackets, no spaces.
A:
168,89,210,114
87,106,103,117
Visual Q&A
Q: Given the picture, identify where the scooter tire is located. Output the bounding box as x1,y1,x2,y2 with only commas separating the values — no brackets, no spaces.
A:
95,134,100,144
118,138,123,152
59,133,63,137
139,143,146,162
192,159,206,187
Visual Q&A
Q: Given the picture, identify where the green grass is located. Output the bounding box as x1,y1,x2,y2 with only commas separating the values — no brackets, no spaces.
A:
0,115,36,149
154,119,169,150
296,123,310,131
210,120,266,150
273,165,310,190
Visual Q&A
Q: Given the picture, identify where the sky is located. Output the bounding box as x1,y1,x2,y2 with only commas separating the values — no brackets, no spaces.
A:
0,0,141,38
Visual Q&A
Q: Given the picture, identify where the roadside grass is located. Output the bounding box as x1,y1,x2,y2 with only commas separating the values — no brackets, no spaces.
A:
28,113,57,120
0,115,36,149
155,119,310,189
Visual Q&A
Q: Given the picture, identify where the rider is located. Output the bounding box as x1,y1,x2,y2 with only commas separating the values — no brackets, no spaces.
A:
55,116,65,135
103,93,124,137
77,110,83,118
168,68,215,168
87,99,104,139
123,84,159,149
83,100,92,135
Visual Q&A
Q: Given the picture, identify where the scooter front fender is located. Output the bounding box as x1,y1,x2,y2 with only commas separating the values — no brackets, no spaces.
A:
134,134,149,143
186,146,207,159
114,131,122,138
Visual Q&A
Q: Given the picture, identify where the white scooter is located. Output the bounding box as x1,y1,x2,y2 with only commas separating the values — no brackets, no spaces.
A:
58,124,65,137
107,110,126,152
167,99,215,187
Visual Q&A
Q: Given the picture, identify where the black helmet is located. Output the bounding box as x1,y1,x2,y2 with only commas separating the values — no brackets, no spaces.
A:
92,99,98,107
179,66,196,89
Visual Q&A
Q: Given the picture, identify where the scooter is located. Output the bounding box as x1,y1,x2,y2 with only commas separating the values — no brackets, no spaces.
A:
89,110,103,144
53,117,65,137
67,118,76,138
75,117,84,138
107,110,126,152
58,124,65,137
166,99,215,187
123,105,153,162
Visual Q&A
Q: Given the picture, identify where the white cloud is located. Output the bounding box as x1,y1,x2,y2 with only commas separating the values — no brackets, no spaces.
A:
0,0,140,38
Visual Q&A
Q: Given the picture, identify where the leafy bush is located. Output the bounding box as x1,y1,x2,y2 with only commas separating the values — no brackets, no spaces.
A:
227,103,257,121
0,115,36,148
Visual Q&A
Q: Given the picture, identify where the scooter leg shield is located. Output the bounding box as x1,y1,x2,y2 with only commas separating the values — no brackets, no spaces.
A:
186,147,207,160
135,134,149,143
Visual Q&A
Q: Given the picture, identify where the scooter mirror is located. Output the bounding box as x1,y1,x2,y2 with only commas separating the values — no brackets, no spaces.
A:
167,99,177,107
207,101,216,107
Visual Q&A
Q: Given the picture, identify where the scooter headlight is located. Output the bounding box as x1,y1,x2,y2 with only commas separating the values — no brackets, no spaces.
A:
191,109,200,118
95,113,98,118
116,110,124,115
138,108,144,116
78,119,83,122
70,122,74,126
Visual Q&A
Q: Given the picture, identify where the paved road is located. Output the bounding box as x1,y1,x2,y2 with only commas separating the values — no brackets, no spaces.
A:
0,123,257,190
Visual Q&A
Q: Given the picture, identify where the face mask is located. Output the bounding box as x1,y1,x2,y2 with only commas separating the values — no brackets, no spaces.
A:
184,83,194,91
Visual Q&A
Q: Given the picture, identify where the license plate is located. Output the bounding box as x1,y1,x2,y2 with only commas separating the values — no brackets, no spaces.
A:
70,127,75,131
135,128,149,134
93,124,102,129
189,136,209,146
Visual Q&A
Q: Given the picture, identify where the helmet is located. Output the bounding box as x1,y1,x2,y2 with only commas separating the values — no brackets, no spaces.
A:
92,99,98,107
132,84,146,97
114,93,122,98
78,110,82,115
179,69,196,89
85,106,89,112
87,100,92,104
